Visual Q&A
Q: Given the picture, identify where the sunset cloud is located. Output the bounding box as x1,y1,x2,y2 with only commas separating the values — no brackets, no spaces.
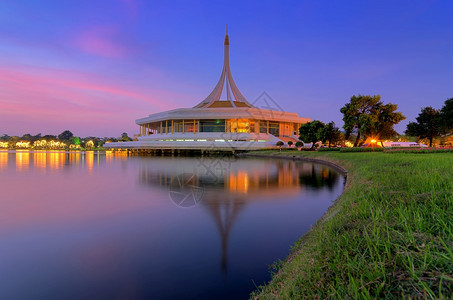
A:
0,65,183,136
72,27,128,58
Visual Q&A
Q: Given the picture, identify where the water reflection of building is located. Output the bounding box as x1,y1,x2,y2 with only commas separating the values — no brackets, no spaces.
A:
139,158,315,198
138,158,340,272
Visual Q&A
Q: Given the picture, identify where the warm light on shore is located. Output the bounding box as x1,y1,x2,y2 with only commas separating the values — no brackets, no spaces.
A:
86,140,94,148
16,141,31,148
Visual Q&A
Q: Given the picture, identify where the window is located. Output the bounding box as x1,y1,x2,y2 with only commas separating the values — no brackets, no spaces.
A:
269,121,279,136
259,121,268,133
173,120,183,132
199,120,225,132
230,119,253,133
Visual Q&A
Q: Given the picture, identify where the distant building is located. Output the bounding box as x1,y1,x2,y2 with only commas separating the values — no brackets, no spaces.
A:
105,27,310,151
381,142,428,148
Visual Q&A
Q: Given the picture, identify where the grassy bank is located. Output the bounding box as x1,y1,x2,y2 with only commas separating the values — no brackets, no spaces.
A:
248,151,452,299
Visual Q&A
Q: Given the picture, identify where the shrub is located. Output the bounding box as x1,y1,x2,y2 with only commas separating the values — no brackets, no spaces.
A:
340,147,384,153
385,147,453,154
318,148,341,152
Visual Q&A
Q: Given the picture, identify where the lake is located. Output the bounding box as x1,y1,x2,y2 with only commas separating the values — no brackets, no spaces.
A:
0,150,345,299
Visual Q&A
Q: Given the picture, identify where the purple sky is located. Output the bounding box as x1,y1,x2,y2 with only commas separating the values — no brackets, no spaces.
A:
1,0,452,138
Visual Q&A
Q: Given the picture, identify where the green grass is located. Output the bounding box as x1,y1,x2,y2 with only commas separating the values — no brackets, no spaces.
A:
248,151,453,299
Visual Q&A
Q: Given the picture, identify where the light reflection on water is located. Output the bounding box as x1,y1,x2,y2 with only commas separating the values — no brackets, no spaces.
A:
0,150,344,300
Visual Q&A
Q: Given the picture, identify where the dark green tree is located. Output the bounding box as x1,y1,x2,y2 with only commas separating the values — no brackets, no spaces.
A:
299,120,326,150
121,132,132,141
405,107,445,147
341,95,380,147
365,102,406,146
322,122,343,147
287,141,293,147
440,98,453,132
43,135,57,140
21,134,32,141
295,141,304,149
0,134,11,141
58,130,74,141
340,95,404,147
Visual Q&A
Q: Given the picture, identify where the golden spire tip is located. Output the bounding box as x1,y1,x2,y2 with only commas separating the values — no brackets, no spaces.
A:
224,24,229,45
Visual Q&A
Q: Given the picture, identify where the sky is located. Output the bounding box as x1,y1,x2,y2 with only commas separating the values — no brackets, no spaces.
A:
0,0,452,138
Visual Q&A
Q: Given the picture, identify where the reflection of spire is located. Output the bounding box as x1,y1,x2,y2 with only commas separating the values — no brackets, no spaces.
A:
137,158,340,274
204,197,245,274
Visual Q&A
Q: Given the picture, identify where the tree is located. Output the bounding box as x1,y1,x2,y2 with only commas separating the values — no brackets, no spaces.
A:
121,132,132,141
21,134,32,141
287,141,293,147
0,134,11,141
295,141,304,149
43,135,57,140
322,122,342,147
340,95,404,147
58,130,74,141
440,98,453,132
364,102,406,146
72,137,81,145
299,120,326,150
405,107,445,147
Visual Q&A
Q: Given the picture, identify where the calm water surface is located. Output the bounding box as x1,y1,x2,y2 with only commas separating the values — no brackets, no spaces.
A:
0,150,345,299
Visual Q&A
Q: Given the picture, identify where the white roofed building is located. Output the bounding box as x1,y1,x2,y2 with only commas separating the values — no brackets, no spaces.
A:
105,27,310,151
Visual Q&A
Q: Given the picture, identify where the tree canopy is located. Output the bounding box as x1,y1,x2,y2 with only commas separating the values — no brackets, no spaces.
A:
340,95,405,147
58,130,74,141
121,132,132,141
299,120,326,149
321,122,343,147
440,98,453,131
405,107,445,147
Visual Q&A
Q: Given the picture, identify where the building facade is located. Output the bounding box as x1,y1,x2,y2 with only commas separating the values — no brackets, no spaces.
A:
106,28,310,151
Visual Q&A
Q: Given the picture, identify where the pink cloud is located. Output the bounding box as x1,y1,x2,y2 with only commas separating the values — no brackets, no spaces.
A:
0,65,186,136
72,27,128,58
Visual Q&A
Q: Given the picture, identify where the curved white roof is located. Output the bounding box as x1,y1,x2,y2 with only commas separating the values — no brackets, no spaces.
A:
136,107,309,124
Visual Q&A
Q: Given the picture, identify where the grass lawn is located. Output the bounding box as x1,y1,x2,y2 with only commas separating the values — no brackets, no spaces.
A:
247,151,453,299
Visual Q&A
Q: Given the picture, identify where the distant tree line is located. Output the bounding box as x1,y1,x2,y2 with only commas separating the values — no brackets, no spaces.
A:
0,130,134,149
405,98,453,147
297,95,453,149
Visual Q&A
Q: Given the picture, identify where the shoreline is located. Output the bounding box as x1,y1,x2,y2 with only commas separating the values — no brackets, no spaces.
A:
237,152,349,176
245,150,452,299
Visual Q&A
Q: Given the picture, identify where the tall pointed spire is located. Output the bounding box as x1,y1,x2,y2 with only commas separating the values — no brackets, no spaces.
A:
224,24,229,45
194,27,253,108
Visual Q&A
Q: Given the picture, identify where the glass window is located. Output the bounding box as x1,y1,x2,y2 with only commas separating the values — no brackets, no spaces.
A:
269,121,279,136
184,120,197,133
230,119,252,133
173,120,183,132
199,120,225,132
259,121,268,133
